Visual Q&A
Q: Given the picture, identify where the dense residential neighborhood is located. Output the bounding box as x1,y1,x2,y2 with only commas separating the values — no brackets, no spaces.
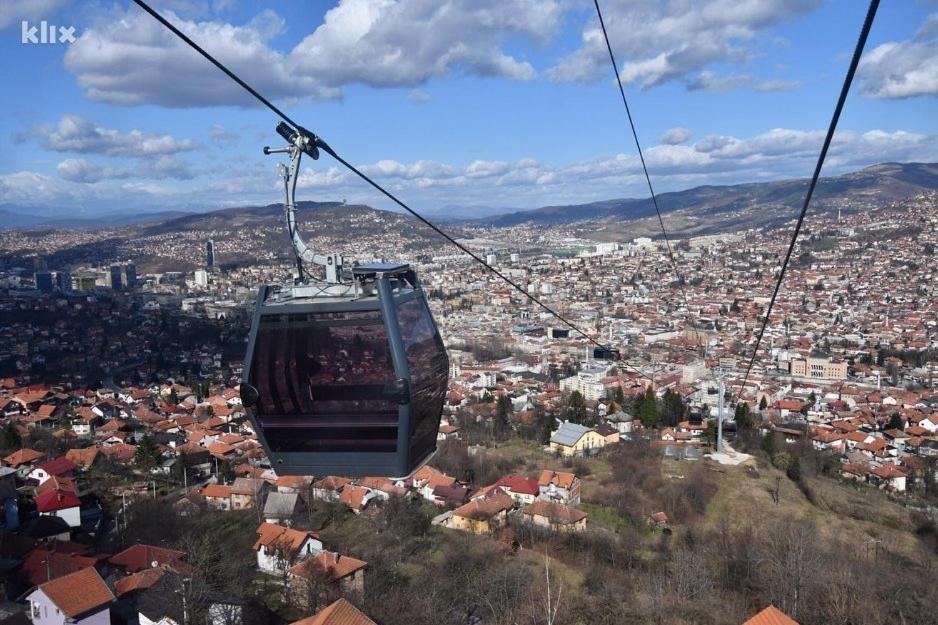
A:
0,192,934,624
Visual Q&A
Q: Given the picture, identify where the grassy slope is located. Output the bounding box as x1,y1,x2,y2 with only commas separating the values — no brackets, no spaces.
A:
484,439,925,560
699,459,922,558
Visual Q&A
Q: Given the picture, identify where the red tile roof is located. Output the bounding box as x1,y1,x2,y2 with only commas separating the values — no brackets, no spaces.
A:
290,550,367,582
20,549,105,587
108,544,186,573
35,566,114,618
114,567,166,597
65,447,100,469
743,605,799,625
201,484,234,499
521,501,587,525
253,523,319,559
494,475,539,496
3,448,44,467
453,489,514,521
36,456,77,477
289,598,376,625
35,489,81,512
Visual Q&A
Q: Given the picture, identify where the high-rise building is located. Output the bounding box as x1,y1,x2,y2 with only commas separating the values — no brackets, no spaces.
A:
125,262,137,288
55,271,71,292
206,240,215,268
110,264,123,291
35,271,53,293
194,269,209,287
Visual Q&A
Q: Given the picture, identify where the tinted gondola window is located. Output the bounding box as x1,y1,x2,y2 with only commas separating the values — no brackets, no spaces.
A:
249,311,399,453
397,297,448,463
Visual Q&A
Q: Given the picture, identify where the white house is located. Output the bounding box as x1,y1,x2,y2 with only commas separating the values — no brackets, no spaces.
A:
253,522,322,575
537,470,582,505
920,417,938,433
26,567,114,625
36,489,82,527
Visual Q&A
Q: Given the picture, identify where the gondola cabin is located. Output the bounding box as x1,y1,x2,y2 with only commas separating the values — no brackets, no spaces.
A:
240,263,448,478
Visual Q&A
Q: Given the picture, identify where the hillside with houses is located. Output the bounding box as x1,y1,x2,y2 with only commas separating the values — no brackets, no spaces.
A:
0,369,935,624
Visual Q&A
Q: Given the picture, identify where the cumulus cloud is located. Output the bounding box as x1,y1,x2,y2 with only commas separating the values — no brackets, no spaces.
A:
57,158,131,183
859,13,938,99
56,155,197,183
303,128,938,195
548,0,820,90
0,0,67,29
7,127,935,211
63,8,324,107
64,0,562,107
31,115,195,156
660,127,692,145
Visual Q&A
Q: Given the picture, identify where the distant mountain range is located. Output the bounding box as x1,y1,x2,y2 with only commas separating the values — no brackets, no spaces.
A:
3,162,935,239
475,162,938,234
0,205,192,231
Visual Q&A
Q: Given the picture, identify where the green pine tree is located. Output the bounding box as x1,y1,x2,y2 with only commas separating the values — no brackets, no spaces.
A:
734,402,753,430
566,391,586,424
639,386,659,428
496,395,512,432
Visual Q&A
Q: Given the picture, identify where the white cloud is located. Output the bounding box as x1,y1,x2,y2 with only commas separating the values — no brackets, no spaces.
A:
32,115,195,156
209,123,239,144
0,0,68,29
56,155,197,182
64,0,562,107
685,71,799,92
686,71,752,92
859,13,938,99
752,79,799,92
64,8,333,107
5,127,935,211
548,0,820,90
289,0,558,88
660,127,692,145
57,158,130,183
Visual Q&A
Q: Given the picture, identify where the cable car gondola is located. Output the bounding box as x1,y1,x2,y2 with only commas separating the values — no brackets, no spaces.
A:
239,124,448,478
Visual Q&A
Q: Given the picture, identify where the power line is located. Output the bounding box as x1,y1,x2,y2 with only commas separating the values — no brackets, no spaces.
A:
130,0,658,381
592,0,697,345
735,0,880,402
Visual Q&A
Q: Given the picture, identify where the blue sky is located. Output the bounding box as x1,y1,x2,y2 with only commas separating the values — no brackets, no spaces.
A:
0,0,935,217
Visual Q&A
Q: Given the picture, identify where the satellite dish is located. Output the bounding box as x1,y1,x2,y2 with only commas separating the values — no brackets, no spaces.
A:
151,560,159,568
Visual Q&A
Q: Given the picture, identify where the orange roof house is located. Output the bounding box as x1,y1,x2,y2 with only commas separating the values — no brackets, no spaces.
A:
254,523,321,561
3,448,44,468
289,598,377,625
27,566,115,620
743,605,799,625
339,486,373,514
65,447,100,470
114,567,166,597
289,550,367,583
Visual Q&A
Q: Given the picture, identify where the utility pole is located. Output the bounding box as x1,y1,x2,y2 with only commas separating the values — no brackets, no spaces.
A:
717,370,724,453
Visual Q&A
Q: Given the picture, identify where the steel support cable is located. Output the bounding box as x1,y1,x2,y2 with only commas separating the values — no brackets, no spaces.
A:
592,0,698,346
131,0,657,381
735,0,880,402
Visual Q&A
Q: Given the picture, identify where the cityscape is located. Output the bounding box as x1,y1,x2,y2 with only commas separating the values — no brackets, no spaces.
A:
0,178,936,625
2,0,937,624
